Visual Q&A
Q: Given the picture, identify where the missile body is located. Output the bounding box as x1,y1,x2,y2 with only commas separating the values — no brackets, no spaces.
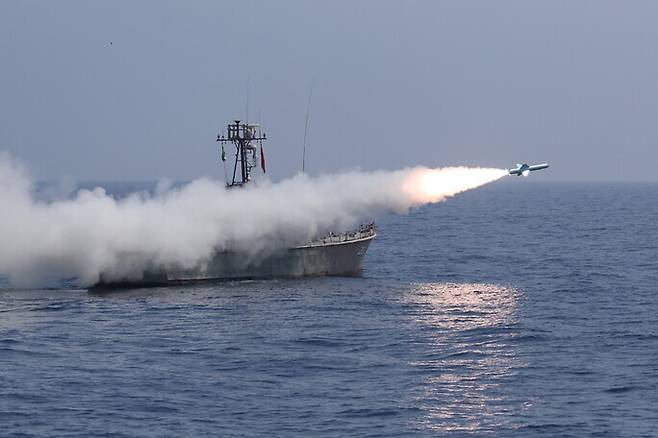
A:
508,163,549,176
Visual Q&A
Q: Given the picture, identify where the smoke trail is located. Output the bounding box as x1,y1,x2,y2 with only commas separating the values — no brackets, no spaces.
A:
0,153,506,287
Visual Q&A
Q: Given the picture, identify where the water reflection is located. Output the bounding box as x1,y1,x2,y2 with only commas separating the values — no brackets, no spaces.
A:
402,283,524,433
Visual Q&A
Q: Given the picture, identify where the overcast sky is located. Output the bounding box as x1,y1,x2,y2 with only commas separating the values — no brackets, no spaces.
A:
1,1,657,182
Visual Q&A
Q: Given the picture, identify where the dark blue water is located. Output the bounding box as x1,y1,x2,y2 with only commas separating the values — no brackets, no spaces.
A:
1,182,657,437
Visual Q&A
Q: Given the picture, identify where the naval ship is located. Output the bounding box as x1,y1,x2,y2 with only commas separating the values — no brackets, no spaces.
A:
96,120,375,287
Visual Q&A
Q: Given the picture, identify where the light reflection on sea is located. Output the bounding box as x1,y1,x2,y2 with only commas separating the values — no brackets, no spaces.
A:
401,283,526,433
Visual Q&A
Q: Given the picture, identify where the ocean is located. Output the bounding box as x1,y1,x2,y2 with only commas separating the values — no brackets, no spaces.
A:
1,181,657,437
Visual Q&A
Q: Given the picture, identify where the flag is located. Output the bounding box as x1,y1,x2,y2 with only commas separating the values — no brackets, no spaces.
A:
260,145,266,172
221,145,226,161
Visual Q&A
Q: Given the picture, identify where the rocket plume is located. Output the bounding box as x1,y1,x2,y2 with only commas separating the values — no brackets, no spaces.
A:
0,153,506,287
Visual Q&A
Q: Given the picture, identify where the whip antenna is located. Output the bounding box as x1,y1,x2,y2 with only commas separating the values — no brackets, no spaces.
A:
302,86,313,173
245,76,250,124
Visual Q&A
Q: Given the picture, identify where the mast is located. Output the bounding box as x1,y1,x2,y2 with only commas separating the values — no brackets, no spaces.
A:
216,120,266,188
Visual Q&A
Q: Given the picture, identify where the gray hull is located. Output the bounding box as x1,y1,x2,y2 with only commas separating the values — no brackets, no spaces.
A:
98,232,375,288
168,234,374,282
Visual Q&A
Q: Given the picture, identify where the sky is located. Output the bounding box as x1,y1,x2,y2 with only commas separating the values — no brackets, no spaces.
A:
1,1,657,182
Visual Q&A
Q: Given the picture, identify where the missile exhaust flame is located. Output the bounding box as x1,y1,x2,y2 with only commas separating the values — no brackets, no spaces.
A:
404,167,508,204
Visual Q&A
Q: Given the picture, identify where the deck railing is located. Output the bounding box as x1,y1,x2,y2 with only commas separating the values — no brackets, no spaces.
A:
297,222,376,248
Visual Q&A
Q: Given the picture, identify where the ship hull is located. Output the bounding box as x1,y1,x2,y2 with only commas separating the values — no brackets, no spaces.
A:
94,233,375,288
170,234,374,281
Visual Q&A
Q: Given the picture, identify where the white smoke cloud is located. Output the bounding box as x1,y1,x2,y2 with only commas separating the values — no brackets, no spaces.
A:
0,153,506,287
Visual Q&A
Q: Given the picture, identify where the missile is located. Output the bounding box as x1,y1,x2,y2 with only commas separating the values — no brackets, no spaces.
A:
508,163,549,177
